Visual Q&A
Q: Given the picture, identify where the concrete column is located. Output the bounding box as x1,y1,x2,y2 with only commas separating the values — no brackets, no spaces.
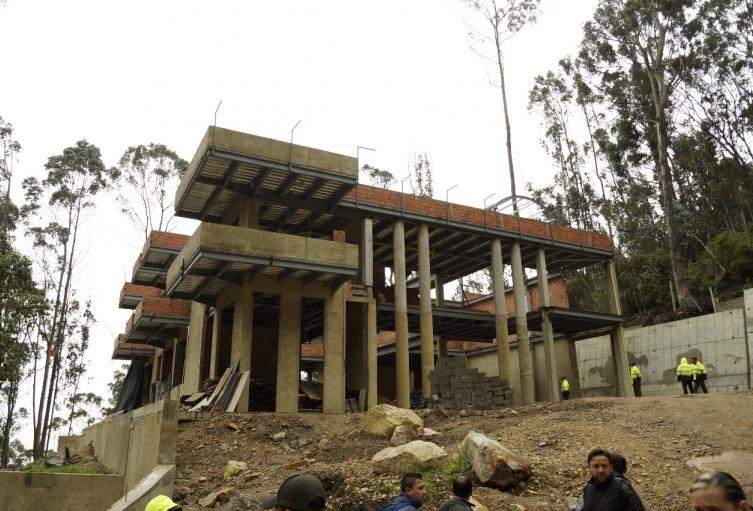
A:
605,260,633,397
208,306,221,379
536,248,559,401
361,218,374,287
276,293,301,413
417,224,434,400
511,241,535,404
323,284,346,413
238,197,260,228
170,339,178,389
490,239,512,384
231,276,254,412
182,302,207,394
435,275,448,359
367,299,378,409
393,220,411,409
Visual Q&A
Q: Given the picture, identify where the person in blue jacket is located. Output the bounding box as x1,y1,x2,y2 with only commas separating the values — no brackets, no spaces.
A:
382,472,428,511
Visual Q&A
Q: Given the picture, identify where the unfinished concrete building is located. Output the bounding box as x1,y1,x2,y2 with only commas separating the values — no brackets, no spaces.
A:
113,126,632,413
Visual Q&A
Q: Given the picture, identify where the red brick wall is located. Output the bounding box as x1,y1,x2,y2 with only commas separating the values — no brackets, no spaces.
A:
140,297,192,318
120,282,163,301
345,184,612,251
147,231,190,251
469,275,570,314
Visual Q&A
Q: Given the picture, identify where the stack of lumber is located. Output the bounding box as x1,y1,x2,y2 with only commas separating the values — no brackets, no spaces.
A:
189,360,249,412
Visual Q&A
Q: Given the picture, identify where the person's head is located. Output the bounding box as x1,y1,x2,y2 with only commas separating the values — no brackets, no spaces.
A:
690,472,752,511
262,473,326,511
587,448,614,483
145,495,182,511
562,376,567,381
401,472,427,503
610,452,627,476
630,361,636,366
692,356,698,363
452,475,473,500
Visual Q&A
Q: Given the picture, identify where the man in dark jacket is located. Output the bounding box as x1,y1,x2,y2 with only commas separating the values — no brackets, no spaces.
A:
382,472,427,511
438,475,474,511
582,449,644,511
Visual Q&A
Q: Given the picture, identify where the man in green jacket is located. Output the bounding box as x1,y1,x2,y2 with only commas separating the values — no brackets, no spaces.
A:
676,357,694,395
691,356,708,394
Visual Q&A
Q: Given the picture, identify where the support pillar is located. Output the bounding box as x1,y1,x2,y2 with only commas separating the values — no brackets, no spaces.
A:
231,276,254,412
536,248,559,401
169,339,178,389
490,239,512,384
276,293,301,413
208,307,221,379
367,299,378,409
435,276,447,358
323,284,346,413
183,302,207,394
393,220,410,409
511,241,535,404
605,260,633,397
417,224,434,400
361,218,374,287
238,197,260,228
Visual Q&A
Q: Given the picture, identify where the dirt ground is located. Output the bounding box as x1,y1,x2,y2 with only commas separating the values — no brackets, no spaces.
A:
174,392,753,510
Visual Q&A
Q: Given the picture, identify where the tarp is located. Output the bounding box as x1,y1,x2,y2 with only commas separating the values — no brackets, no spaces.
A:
114,360,145,413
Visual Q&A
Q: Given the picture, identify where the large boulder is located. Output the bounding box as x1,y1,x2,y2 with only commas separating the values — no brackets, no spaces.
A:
372,440,448,473
366,404,423,437
391,424,420,446
461,431,531,489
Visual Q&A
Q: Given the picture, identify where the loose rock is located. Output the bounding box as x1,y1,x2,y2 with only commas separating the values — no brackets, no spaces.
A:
461,431,531,489
224,460,248,480
372,440,448,473
391,424,419,446
366,404,424,437
199,487,237,507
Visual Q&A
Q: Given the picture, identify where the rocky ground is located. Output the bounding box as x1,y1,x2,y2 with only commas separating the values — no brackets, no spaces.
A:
174,392,753,510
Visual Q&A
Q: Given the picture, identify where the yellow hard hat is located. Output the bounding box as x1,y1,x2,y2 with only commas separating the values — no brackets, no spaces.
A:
145,495,181,511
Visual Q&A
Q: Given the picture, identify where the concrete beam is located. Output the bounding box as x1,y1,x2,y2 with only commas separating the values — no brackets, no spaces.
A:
393,220,411,409
536,248,559,401
417,223,434,400
276,293,301,413
323,284,346,413
605,260,633,397
511,241,535,405
490,238,512,385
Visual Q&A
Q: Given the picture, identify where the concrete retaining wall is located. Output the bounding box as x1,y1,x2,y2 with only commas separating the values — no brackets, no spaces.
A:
57,399,178,500
577,296,752,396
0,472,124,511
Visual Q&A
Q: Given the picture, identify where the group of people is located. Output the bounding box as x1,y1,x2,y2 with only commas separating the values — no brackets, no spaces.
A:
142,445,750,511
629,355,709,398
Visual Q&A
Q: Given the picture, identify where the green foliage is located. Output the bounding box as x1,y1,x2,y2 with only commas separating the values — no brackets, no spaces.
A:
101,364,128,417
687,230,753,294
23,460,98,474
410,153,434,198
361,164,396,189
417,447,473,496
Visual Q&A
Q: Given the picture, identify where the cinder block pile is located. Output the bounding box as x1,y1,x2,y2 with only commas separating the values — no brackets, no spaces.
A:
429,356,512,409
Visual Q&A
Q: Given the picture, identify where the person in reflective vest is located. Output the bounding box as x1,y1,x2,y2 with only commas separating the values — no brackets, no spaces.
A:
561,376,570,400
629,362,642,397
691,356,708,394
676,357,694,394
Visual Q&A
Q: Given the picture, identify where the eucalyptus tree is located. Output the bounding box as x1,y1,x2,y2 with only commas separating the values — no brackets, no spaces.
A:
463,0,541,214
22,140,113,457
114,143,187,240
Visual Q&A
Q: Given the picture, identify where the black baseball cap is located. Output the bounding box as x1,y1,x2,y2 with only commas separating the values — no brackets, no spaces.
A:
262,473,326,511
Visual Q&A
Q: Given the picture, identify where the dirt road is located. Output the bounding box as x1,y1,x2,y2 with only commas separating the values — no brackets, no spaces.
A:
175,392,753,510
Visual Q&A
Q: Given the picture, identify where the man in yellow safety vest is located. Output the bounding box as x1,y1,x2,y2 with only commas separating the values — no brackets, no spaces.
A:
691,356,708,394
561,376,570,400
630,362,642,397
676,357,694,395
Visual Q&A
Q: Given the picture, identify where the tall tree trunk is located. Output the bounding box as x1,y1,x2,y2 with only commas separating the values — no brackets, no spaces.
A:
582,103,614,239
1,386,16,468
495,30,518,215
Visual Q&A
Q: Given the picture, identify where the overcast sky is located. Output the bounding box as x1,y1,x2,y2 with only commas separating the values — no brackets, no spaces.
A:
0,0,599,443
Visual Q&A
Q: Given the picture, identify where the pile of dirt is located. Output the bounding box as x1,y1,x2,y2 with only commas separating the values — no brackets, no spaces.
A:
175,392,753,510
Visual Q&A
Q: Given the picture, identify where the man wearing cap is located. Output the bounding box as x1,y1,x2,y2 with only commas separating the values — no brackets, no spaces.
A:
262,473,326,511
382,472,428,511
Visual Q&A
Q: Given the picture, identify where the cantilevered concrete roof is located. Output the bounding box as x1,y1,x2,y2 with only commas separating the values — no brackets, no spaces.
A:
164,223,358,304
124,297,191,348
131,231,190,289
112,334,155,361
174,126,358,233
118,282,163,309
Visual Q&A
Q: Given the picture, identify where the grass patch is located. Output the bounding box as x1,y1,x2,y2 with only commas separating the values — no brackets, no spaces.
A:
23,460,99,474
417,447,473,495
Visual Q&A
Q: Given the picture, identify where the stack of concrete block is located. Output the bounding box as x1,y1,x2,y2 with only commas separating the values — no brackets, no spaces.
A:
429,356,512,409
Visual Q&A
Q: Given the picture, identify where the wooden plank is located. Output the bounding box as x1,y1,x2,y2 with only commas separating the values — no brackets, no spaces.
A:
183,392,206,405
209,360,240,406
225,371,250,412
219,372,241,410
358,388,366,412
189,397,210,411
